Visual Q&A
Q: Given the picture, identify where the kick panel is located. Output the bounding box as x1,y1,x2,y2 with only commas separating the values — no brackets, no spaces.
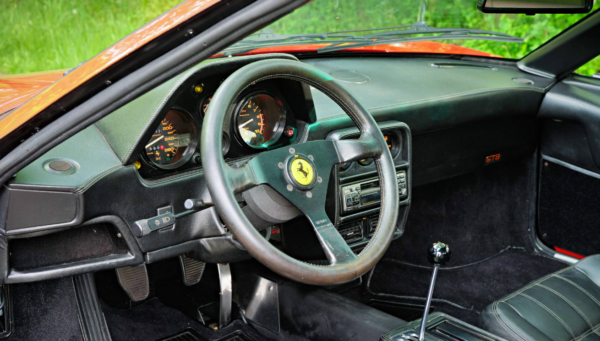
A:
538,158,600,257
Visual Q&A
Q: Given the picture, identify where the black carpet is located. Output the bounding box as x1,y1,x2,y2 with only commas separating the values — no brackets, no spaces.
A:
8,277,82,341
366,158,568,327
539,161,600,256
369,249,565,326
387,158,538,267
102,297,268,341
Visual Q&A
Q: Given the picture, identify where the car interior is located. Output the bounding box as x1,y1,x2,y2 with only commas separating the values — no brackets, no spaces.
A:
1,1,600,341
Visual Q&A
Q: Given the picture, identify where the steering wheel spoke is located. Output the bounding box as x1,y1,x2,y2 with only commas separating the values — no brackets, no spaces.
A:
225,163,259,194
334,132,382,163
306,210,357,265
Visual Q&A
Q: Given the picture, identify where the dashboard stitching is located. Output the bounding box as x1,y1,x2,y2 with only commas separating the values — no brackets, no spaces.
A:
138,168,204,187
92,123,120,159
76,164,124,193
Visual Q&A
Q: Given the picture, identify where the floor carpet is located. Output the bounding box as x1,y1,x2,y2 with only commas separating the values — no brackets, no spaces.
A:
368,249,566,326
102,297,269,341
365,158,568,327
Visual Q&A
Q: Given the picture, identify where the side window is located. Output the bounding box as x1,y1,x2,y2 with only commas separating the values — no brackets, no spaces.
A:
575,55,600,78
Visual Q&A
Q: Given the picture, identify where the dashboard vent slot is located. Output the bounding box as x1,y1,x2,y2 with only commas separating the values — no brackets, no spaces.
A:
368,215,380,235
339,222,363,243
430,63,497,71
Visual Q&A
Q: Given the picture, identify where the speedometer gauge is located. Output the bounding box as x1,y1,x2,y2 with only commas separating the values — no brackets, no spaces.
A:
145,109,197,169
236,93,286,149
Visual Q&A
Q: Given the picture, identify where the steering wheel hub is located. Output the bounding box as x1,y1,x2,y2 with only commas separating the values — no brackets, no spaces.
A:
286,154,317,189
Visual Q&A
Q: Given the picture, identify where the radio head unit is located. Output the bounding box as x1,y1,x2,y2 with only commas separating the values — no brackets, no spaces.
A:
341,170,407,214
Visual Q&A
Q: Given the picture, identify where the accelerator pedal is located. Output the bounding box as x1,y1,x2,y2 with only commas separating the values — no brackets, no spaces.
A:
179,255,205,286
116,264,149,302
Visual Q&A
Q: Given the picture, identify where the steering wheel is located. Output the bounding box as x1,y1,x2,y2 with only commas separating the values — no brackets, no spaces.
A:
201,59,399,285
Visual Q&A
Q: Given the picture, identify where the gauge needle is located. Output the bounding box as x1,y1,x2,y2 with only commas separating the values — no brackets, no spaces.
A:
145,135,164,148
238,119,253,129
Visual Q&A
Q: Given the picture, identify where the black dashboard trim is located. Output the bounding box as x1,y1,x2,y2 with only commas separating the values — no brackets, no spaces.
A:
4,184,84,237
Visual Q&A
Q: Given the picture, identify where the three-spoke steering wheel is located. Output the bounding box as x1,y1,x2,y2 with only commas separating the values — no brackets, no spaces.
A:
201,59,399,285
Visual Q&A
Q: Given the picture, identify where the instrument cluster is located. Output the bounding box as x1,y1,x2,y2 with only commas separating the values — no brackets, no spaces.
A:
139,77,307,174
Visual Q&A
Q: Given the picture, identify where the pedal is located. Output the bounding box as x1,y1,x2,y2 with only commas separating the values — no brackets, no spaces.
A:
116,264,149,302
217,263,232,328
179,255,205,286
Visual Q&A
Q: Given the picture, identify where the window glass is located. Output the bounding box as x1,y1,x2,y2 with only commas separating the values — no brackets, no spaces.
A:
575,55,600,77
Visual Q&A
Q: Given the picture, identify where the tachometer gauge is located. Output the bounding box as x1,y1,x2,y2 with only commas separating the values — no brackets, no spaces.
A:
145,109,197,169
236,93,286,149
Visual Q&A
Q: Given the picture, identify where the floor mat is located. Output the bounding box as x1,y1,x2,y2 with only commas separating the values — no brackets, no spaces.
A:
102,297,268,341
368,249,566,327
8,277,82,341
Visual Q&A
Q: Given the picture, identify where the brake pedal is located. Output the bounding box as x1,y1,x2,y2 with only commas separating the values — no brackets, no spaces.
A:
116,264,149,302
179,255,205,286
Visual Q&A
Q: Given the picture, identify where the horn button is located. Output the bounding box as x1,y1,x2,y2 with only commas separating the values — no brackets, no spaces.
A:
286,154,317,190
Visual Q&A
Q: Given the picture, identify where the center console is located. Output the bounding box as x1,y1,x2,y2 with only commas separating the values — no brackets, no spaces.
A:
327,121,412,251
382,313,508,341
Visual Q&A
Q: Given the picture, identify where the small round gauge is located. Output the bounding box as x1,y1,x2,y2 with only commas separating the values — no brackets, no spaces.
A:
235,93,286,149
145,109,197,169
200,95,213,116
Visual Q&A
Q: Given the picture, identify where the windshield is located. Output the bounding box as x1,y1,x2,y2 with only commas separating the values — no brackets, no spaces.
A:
233,0,599,74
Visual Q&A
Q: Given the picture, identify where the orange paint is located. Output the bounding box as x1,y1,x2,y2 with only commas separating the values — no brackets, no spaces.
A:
0,0,221,140
0,70,65,117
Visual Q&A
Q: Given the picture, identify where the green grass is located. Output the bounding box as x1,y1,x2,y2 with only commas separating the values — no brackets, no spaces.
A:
0,0,182,75
1,0,599,77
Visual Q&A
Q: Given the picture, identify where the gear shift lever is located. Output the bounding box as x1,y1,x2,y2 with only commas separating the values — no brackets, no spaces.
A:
419,242,452,341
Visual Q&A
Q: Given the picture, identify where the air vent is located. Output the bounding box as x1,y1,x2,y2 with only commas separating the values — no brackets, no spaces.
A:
430,63,497,71
339,223,363,243
368,216,380,235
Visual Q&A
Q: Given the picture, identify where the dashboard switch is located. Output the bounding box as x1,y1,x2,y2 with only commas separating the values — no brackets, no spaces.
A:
132,206,175,237
184,199,212,210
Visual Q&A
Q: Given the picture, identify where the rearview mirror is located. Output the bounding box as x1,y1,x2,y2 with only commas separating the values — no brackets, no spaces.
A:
477,0,593,14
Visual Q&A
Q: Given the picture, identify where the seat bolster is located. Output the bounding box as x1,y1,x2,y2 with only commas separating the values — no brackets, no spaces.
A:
575,255,600,287
482,301,555,341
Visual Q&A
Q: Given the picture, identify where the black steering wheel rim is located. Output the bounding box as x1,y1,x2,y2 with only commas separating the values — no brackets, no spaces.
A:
201,59,399,285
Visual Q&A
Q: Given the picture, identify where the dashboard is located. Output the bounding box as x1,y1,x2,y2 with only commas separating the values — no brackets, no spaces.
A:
0,52,554,284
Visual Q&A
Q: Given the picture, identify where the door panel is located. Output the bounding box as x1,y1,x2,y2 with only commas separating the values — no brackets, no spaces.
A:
538,76,600,257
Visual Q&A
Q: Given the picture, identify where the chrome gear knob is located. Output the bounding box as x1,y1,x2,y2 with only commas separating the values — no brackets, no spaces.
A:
427,242,451,267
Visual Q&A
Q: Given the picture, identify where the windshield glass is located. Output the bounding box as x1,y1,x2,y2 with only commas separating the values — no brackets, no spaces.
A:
232,0,599,74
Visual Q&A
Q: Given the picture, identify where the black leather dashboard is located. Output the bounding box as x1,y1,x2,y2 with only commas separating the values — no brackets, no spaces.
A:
0,53,559,283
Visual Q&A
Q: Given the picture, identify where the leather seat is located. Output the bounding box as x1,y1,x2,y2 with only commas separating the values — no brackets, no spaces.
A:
482,255,600,341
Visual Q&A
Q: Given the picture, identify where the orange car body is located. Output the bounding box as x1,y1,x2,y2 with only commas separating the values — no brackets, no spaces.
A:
0,0,498,140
